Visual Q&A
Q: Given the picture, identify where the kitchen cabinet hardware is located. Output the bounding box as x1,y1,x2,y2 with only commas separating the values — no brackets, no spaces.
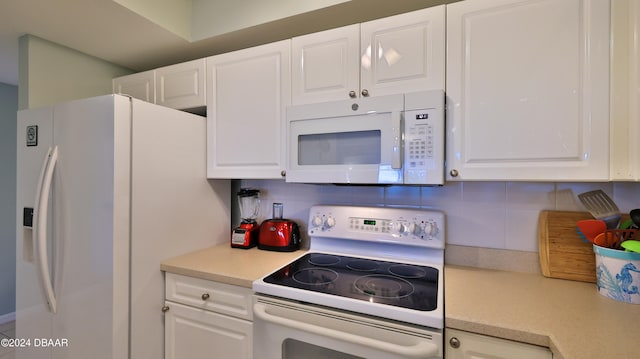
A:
349,91,357,98
162,306,170,313
280,170,286,177
361,89,369,97
449,169,459,177
201,293,210,300
449,337,460,348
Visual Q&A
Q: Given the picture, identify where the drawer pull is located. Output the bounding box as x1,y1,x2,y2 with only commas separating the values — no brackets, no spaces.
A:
449,337,460,349
201,293,210,300
161,306,170,313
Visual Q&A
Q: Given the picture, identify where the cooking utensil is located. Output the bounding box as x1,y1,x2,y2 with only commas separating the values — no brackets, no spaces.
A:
593,233,610,248
577,190,621,229
630,209,640,228
620,218,634,229
600,229,639,249
576,219,606,243
621,240,640,253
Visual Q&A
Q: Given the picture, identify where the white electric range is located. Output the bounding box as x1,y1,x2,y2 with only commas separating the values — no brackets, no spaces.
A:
253,205,446,359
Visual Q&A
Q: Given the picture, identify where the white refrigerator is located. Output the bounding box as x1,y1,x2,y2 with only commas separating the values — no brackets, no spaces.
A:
15,94,230,359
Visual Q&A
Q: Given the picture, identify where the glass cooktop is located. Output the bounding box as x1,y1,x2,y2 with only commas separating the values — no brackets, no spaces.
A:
263,253,439,311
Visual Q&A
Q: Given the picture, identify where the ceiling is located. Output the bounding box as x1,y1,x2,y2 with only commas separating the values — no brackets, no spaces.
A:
0,0,452,86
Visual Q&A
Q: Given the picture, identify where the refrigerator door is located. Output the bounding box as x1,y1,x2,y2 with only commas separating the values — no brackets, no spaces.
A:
16,107,55,359
16,95,130,359
50,96,130,359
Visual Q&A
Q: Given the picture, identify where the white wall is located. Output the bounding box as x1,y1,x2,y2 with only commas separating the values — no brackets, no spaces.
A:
0,82,17,317
18,35,132,110
239,179,640,253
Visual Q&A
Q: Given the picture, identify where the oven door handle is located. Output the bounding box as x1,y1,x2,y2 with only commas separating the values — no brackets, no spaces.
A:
254,302,438,358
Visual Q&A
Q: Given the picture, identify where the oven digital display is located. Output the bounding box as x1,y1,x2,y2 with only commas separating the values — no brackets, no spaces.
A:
363,219,376,226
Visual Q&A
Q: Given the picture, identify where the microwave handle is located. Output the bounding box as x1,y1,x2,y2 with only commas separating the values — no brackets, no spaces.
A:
392,112,402,169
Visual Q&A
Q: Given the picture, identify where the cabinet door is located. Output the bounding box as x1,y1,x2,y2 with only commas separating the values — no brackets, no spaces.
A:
291,24,360,105
445,329,552,359
156,59,206,110
112,70,155,103
610,0,640,180
165,301,252,359
206,40,291,179
446,0,610,181
360,5,445,98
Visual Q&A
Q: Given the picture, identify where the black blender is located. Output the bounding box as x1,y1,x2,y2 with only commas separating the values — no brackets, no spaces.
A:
231,188,261,249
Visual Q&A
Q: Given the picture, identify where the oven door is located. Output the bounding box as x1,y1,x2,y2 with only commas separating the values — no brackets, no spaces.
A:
286,94,404,184
253,295,442,359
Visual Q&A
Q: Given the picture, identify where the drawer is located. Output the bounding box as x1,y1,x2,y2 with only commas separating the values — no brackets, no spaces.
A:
165,273,253,320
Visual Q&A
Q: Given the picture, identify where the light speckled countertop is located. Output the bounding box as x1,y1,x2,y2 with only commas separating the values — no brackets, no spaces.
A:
161,244,640,359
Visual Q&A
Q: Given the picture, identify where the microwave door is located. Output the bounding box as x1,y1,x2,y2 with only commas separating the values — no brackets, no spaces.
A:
287,111,402,184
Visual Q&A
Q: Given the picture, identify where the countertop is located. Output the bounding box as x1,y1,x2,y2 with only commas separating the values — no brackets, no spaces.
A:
161,244,640,359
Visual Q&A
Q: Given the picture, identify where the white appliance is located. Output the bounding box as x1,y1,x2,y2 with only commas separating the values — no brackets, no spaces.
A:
285,90,445,185
15,95,230,359
253,205,445,359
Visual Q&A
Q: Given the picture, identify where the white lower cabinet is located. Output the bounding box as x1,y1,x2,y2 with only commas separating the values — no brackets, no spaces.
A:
445,329,552,359
164,273,253,359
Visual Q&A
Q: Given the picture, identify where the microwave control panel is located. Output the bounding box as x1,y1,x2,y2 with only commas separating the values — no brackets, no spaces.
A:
404,107,444,185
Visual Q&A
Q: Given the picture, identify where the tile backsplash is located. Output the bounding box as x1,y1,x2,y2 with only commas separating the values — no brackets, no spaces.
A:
236,179,640,253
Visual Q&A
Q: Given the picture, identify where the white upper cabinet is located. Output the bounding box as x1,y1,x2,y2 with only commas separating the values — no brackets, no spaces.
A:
113,70,155,103
446,0,610,181
206,40,291,179
112,59,205,111
156,59,206,110
610,0,640,181
360,6,445,98
291,6,445,105
291,24,360,105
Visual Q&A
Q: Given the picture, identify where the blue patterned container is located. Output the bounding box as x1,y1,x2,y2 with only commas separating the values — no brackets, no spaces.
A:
593,244,640,304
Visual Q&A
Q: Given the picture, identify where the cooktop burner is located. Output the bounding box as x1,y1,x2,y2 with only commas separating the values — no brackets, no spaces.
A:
263,253,438,311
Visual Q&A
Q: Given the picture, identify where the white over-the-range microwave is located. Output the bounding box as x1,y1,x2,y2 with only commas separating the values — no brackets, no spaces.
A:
285,90,444,185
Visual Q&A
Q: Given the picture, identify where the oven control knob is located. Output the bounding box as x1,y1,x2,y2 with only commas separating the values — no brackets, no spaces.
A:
409,223,423,236
325,216,336,228
425,222,439,236
393,222,407,234
311,216,323,228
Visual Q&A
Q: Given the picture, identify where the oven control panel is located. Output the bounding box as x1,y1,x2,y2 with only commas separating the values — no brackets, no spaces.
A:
308,205,445,249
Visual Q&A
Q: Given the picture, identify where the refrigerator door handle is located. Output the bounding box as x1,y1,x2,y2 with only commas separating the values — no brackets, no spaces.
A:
33,146,59,314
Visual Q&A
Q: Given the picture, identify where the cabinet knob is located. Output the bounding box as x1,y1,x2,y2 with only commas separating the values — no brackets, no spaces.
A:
349,91,357,98
161,306,170,313
449,337,461,349
361,89,369,97
449,169,459,177
201,293,210,300
281,170,286,177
